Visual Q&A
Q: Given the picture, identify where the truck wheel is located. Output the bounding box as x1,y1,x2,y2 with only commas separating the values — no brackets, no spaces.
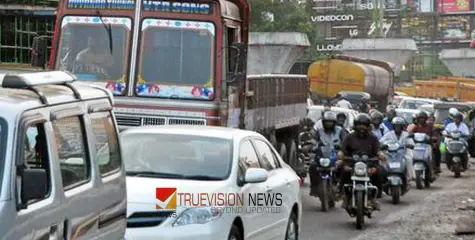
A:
288,140,299,170
269,133,277,149
279,143,288,163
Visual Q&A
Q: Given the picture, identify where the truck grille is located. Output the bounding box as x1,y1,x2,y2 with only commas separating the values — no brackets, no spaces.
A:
115,115,206,127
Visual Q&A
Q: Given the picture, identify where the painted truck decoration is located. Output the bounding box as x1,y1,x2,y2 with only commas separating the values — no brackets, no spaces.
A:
33,0,309,177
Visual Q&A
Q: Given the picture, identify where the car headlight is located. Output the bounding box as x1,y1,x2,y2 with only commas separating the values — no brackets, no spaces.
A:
354,162,367,176
319,158,331,167
172,207,223,227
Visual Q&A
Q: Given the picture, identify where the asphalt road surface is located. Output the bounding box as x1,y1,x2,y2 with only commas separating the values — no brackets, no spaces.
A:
299,163,475,240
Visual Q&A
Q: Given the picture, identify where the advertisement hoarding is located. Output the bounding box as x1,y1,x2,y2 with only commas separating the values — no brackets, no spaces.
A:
436,0,470,12
438,16,470,39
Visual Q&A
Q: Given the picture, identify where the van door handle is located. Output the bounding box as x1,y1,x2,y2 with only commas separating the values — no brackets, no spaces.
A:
49,224,59,240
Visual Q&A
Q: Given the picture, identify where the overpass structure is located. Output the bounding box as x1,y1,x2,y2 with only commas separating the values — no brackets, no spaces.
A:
340,38,418,77
247,32,310,74
439,49,475,77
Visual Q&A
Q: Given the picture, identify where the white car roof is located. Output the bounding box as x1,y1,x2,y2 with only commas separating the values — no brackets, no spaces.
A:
396,108,419,113
309,105,358,114
399,97,440,103
120,125,260,140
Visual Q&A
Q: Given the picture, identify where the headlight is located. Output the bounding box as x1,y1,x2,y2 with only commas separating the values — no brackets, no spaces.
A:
354,162,367,176
319,158,331,167
451,132,461,139
453,157,461,162
173,207,223,227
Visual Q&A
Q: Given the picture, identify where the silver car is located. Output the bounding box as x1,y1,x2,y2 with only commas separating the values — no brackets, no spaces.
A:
0,71,126,240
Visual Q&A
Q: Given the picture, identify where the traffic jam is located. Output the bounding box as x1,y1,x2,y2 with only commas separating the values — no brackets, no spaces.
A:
1,0,475,239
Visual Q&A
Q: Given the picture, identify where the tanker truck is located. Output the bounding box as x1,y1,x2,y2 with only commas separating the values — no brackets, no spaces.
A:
307,55,394,111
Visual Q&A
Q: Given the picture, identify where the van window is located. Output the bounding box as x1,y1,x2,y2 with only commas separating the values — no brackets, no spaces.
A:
22,124,51,199
90,112,121,175
52,116,90,189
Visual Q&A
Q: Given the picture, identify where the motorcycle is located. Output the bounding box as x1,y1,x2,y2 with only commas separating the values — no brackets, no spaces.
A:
313,144,339,212
298,131,317,178
343,154,379,230
444,130,469,178
411,133,435,189
381,141,412,204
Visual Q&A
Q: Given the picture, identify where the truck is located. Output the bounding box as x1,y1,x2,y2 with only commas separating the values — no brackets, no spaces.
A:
307,55,394,111
30,0,309,177
395,77,475,101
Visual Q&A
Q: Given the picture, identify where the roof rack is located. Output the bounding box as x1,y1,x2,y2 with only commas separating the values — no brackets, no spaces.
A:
1,71,81,104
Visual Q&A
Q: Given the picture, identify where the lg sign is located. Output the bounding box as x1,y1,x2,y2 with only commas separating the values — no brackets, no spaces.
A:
311,14,354,22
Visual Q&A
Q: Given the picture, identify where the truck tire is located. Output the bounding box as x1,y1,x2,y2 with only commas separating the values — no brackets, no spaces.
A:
279,143,288,163
288,140,299,169
269,133,277,149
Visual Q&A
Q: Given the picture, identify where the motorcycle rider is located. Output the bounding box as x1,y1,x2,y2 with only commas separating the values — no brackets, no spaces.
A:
337,113,387,210
443,111,470,169
444,108,458,127
407,111,441,173
379,117,416,181
359,99,370,113
371,110,390,140
335,94,353,109
309,111,346,196
336,112,350,134
383,108,397,131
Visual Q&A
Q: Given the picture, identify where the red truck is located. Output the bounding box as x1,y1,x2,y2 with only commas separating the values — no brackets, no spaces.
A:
30,0,309,176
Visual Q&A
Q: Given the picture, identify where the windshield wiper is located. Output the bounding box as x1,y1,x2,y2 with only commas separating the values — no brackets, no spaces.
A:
95,10,113,54
126,171,184,179
182,175,223,181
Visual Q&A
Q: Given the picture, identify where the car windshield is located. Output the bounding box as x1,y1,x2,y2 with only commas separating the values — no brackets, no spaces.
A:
121,133,232,180
397,111,415,123
137,19,215,99
55,16,131,94
434,109,449,124
399,100,432,109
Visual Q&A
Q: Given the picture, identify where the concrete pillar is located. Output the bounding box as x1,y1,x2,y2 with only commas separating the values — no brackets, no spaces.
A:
341,38,418,76
247,32,310,75
439,49,475,77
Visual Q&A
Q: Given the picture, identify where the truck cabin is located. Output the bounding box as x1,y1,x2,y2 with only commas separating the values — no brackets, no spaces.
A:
31,0,249,128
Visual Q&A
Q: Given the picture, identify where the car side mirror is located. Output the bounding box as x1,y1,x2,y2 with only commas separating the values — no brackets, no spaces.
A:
244,168,268,183
381,144,388,151
19,168,47,209
31,36,48,69
405,144,415,149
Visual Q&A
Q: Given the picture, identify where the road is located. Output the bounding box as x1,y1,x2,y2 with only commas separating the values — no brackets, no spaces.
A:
299,164,475,240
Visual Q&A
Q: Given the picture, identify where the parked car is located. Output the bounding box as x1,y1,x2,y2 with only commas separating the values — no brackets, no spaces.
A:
397,97,441,110
307,105,357,131
418,104,434,114
0,71,126,239
396,108,420,124
122,126,302,240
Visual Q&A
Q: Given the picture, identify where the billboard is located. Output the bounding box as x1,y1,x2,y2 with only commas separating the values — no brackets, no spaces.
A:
406,0,434,12
401,16,435,41
436,0,470,12
438,16,470,39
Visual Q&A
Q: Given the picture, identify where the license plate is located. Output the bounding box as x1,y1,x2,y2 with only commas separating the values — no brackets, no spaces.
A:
351,176,370,181
389,162,401,168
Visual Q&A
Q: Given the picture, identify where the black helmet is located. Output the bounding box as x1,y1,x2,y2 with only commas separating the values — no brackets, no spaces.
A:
336,112,347,120
322,111,338,122
386,108,397,118
415,110,428,119
370,110,384,121
354,113,371,126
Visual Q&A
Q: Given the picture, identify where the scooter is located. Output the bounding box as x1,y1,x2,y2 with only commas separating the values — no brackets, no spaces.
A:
444,130,469,178
410,133,436,189
343,154,379,230
381,141,412,204
313,144,339,212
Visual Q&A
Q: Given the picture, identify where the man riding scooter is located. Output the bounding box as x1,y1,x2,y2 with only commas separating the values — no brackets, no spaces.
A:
371,110,390,140
336,112,350,134
379,117,416,182
407,111,441,173
337,113,387,210
443,111,470,173
309,111,346,197
383,108,397,131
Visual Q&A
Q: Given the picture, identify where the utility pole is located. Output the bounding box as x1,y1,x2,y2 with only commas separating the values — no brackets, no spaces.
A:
379,0,384,37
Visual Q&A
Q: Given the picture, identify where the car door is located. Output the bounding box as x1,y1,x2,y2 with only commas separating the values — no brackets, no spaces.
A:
251,138,290,239
14,109,65,240
237,139,268,240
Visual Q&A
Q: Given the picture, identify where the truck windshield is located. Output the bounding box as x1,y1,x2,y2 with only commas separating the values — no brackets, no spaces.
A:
137,19,215,99
54,16,131,94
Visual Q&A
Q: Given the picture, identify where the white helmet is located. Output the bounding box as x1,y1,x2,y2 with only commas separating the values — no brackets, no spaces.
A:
449,108,459,119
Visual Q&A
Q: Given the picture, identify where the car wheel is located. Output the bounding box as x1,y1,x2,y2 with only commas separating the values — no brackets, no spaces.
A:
285,211,298,240
228,225,242,240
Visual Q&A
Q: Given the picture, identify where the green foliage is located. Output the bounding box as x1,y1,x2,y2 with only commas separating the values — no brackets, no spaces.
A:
249,0,317,57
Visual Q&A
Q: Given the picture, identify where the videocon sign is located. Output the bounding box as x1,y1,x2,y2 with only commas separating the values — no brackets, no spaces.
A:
311,14,354,22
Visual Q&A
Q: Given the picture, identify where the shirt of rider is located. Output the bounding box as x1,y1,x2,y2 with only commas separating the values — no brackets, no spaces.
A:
379,131,412,146
335,99,353,109
315,126,346,147
341,132,380,157
444,122,470,136
314,119,323,131
371,124,390,140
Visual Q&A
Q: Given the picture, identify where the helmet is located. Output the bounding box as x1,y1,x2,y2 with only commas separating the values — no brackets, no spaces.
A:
322,111,338,122
354,113,371,126
336,112,347,120
449,108,459,119
415,110,428,119
386,108,397,118
454,111,464,120
391,116,406,126
370,110,384,121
